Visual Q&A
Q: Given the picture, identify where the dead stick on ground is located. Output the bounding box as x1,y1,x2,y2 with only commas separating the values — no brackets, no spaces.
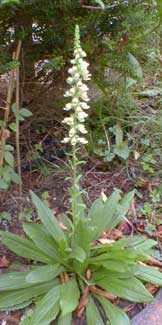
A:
4,40,21,125
0,52,15,168
15,40,22,197
0,41,22,169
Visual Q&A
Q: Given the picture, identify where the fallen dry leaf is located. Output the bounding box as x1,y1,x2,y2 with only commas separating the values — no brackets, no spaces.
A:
134,151,140,160
124,304,135,312
129,199,137,218
59,222,68,231
157,224,162,240
139,178,153,191
106,229,123,240
118,219,134,235
86,269,92,280
147,257,162,269
136,220,145,233
60,271,69,283
118,220,128,232
145,283,159,295
0,312,21,323
1,128,10,140
98,238,115,245
76,285,89,318
157,225,162,233
0,256,10,268
150,210,156,224
89,285,116,302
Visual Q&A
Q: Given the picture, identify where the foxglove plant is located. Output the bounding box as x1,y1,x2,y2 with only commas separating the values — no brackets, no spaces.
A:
1,25,162,325
62,25,91,222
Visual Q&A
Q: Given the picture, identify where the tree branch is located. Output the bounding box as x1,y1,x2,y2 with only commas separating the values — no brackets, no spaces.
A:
80,1,159,10
80,2,118,10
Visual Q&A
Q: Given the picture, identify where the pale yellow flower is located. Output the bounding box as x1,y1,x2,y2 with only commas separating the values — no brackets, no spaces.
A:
62,25,90,146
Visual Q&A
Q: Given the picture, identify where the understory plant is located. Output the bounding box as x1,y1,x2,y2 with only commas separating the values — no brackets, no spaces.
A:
1,25,162,325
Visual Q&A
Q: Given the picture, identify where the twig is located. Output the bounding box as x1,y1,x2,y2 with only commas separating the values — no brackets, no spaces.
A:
81,4,118,10
0,41,22,169
15,40,22,197
81,2,159,10
4,52,16,127
0,52,15,169
5,40,22,124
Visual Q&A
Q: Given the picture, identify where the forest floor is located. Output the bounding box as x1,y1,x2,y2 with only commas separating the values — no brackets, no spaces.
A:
0,148,162,324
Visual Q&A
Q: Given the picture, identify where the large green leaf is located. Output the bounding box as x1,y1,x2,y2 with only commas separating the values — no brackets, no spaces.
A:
0,271,33,291
0,230,52,263
30,191,66,243
88,196,104,222
26,264,64,284
96,295,130,325
103,189,122,230
69,246,86,263
90,238,128,255
128,236,157,251
58,312,72,325
133,264,162,286
1,300,32,312
90,259,133,273
90,246,149,264
86,296,104,325
112,190,135,230
0,279,59,310
60,279,80,316
23,224,61,262
89,189,121,240
29,285,60,325
90,236,140,255
95,275,153,302
71,219,92,253
92,268,132,282
102,236,156,260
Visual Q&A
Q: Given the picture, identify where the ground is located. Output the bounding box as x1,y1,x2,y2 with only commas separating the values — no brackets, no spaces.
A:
0,150,162,324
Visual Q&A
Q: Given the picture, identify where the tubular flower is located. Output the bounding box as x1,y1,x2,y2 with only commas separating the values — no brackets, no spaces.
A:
62,25,91,146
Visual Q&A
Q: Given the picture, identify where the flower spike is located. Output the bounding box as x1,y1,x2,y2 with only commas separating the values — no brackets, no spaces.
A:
62,25,91,146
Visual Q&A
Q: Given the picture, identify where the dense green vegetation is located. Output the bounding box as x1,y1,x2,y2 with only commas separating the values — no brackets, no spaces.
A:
1,0,162,161
0,1,162,324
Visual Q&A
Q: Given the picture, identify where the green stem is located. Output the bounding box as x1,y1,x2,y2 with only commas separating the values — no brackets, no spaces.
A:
71,142,78,223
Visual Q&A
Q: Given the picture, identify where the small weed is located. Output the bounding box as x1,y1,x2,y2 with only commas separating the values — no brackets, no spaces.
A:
0,211,11,223
92,124,129,162
18,208,33,223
